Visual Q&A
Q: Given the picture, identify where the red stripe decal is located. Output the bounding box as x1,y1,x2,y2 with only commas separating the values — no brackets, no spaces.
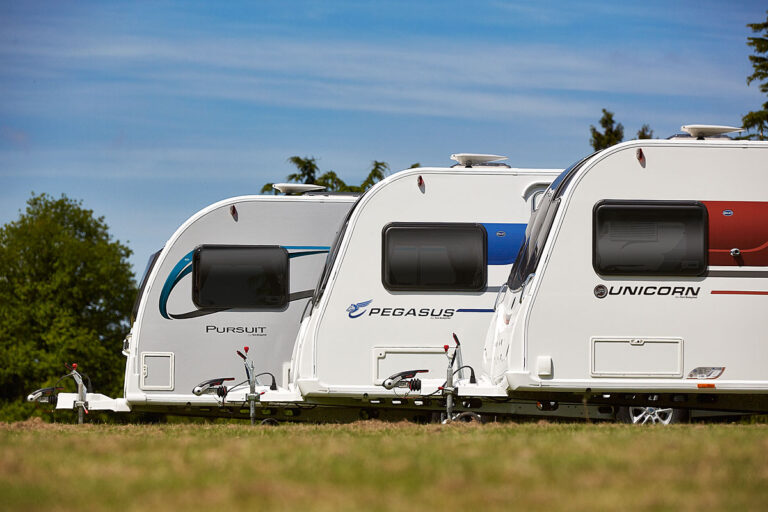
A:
711,290,768,295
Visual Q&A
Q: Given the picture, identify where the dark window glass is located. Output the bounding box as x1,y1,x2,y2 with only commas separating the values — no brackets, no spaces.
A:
313,194,365,305
507,153,595,290
382,223,487,291
131,249,162,323
193,245,289,308
593,201,707,276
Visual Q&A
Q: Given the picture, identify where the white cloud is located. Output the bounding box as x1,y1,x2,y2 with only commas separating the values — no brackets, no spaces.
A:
0,24,756,126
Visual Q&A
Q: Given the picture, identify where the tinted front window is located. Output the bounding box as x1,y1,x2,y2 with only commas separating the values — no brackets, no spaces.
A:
193,245,289,308
507,154,594,290
312,194,365,305
382,223,487,291
593,201,707,276
131,249,162,323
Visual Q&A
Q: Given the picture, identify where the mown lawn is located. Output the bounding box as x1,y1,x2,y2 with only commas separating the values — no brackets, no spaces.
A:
1,418,767,511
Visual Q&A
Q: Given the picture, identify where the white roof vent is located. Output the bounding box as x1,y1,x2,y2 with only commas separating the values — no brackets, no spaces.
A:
272,183,326,194
681,125,742,139
450,153,508,167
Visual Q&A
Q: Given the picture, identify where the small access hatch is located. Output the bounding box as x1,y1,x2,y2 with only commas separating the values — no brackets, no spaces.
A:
591,338,683,378
140,352,175,390
373,347,445,385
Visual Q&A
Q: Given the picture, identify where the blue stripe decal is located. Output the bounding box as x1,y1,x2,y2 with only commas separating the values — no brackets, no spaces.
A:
284,246,331,251
159,250,195,319
456,308,495,313
483,223,527,265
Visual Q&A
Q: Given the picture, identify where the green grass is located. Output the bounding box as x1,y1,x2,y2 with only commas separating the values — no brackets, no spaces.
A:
1,419,767,511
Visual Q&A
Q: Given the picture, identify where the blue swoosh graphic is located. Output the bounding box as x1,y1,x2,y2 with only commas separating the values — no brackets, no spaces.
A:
159,250,195,319
158,246,331,320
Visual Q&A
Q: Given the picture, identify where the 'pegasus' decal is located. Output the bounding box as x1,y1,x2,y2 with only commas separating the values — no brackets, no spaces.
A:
347,299,373,318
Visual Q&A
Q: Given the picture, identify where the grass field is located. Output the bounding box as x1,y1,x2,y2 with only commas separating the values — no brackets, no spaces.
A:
1,419,767,511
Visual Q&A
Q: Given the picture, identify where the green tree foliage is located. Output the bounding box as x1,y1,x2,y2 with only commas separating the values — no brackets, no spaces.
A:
359,161,389,191
260,182,277,195
264,157,391,194
742,11,768,140
286,156,319,184
590,109,624,150
315,170,349,192
0,193,135,419
637,124,654,139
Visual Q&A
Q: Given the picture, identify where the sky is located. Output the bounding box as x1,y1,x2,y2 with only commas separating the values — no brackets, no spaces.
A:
1,1,766,277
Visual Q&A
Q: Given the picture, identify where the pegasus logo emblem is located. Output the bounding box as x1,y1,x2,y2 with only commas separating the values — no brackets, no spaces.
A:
347,299,373,318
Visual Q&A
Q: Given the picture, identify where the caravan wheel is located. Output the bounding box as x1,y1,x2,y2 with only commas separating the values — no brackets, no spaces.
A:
617,406,688,425
453,412,482,423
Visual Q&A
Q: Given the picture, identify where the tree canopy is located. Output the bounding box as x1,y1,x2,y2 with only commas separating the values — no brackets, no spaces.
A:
742,10,768,140
0,193,135,419
589,110,655,149
636,124,654,139
262,157,396,194
286,156,319,184
590,109,625,150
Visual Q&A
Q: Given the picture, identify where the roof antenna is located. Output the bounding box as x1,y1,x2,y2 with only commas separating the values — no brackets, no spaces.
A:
450,153,507,167
681,125,742,140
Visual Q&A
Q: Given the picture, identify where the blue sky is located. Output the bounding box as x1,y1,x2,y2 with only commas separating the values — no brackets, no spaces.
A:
1,1,766,277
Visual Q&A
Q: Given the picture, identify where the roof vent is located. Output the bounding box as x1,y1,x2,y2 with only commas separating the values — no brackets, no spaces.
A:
272,183,326,194
680,125,742,140
450,153,508,167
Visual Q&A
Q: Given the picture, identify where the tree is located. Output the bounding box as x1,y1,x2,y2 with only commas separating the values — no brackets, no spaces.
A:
359,160,389,191
0,193,135,420
590,109,624,150
286,156,319,184
315,170,349,192
637,124,654,139
260,182,278,195
262,157,391,194
742,11,768,140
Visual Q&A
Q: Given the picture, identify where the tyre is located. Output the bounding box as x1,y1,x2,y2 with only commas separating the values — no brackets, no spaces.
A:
616,406,689,425
453,411,482,423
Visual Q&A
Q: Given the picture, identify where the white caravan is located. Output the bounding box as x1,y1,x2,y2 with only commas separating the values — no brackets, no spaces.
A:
262,157,610,420
31,190,357,418
481,127,768,416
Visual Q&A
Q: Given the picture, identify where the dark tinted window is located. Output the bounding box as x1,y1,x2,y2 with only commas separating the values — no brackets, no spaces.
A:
313,194,365,305
382,223,487,291
131,249,162,323
193,245,289,308
593,201,707,276
507,153,595,290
